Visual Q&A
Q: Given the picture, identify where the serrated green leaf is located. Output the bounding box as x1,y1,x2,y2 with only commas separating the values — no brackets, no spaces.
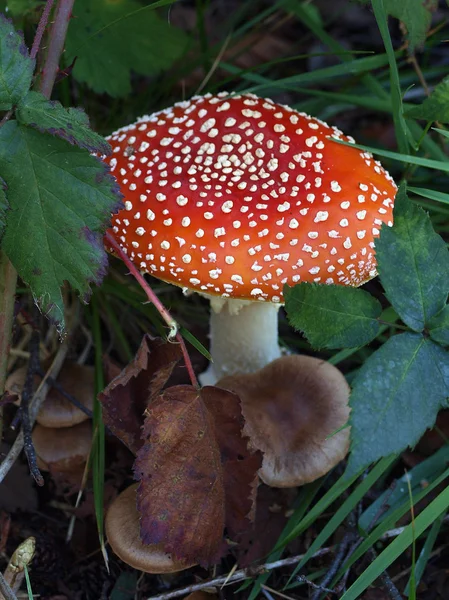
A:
65,0,188,97
283,282,382,349
347,333,449,476
0,13,34,110
16,90,111,154
0,121,122,332
428,305,449,346
406,76,449,123
0,177,9,241
376,184,449,332
357,0,437,51
6,0,44,16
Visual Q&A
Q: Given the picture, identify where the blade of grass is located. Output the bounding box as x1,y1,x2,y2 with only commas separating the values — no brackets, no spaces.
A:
408,186,449,205
405,475,417,600
339,481,449,600
371,0,409,154
90,291,107,565
333,139,449,173
283,456,397,585
404,511,447,596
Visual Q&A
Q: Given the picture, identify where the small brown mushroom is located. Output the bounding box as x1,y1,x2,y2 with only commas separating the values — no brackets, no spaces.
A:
217,355,350,487
105,484,196,573
6,362,94,427
32,421,92,473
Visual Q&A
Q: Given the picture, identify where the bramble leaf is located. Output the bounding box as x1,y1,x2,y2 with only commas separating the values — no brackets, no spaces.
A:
406,76,449,123
347,332,449,476
358,0,437,51
284,282,381,349
65,0,188,97
428,305,449,346
376,184,449,332
0,120,122,332
16,91,111,154
0,14,35,110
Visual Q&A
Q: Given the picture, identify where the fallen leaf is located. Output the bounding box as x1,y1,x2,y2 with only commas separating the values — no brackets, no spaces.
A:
98,335,182,453
134,385,261,566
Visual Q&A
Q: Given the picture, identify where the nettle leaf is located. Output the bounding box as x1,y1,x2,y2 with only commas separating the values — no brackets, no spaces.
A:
428,305,449,346
284,282,381,349
0,14,35,110
376,184,449,332
65,0,188,97
0,177,9,241
16,91,111,154
406,76,449,124
347,332,449,476
0,120,122,332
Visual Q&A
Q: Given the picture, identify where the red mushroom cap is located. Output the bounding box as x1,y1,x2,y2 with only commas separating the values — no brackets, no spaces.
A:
105,93,397,302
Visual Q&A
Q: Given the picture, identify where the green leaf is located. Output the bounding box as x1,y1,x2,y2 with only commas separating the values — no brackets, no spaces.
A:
65,0,188,97
16,90,111,154
347,332,449,476
6,0,44,16
357,0,437,51
283,282,382,349
406,76,449,123
0,121,122,332
376,184,449,331
428,305,449,346
0,13,34,110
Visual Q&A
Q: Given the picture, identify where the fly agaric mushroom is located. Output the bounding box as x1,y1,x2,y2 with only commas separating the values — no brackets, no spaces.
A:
105,484,195,573
217,354,350,487
103,92,397,383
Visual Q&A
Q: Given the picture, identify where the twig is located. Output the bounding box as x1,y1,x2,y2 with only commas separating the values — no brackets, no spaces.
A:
145,551,332,600
39,0,75,99
36,368,93,420
297,575,337,596
30,0,55,60
0,253,17,441
105,232,199,389
0,572,17,600
0,335,71,484
20,329,44,486
368,548,403,600
310,533,354,600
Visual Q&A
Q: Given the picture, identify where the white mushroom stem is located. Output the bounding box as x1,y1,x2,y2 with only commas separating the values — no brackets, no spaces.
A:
199,297,282,385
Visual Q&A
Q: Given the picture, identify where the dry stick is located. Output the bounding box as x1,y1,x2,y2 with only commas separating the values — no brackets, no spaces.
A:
19,329,44,486
309,532,354,600
367,548,403,600
0,337,71,484
30,0,55,61
145,516,448,600
0,573,16,600
39,0,75,99
105,232,199,389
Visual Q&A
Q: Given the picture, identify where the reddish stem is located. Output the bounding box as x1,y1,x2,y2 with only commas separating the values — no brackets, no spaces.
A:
39,0,74,99
105,232,199,389
30,0,55,61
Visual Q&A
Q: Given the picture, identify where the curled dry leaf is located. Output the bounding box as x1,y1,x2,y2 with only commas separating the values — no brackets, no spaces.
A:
134,384,262,567
98,335,182,453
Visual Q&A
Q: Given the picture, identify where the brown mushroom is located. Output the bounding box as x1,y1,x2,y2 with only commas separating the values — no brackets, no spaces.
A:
217,355,350,487
105,484,196,573
6,362,94,428
32,420,92,473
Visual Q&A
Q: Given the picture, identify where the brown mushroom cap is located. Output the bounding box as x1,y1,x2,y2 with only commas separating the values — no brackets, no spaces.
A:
217,355,350,487
105,484,195,573
6,362,94,428
32,420,92,472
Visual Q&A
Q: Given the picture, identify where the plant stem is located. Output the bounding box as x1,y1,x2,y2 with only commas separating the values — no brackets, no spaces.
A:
39,0,75,99
30,0,55,61
0,252,17,441
105,232,199,389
